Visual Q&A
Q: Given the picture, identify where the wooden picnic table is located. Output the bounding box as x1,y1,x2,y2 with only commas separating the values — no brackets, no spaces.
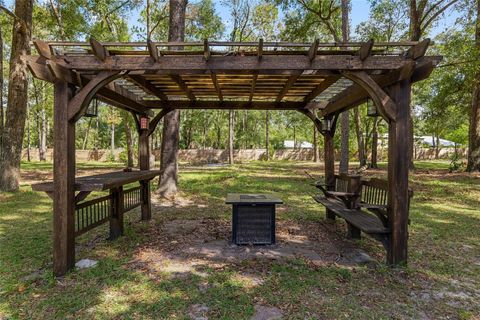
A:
32,170,162,192
32,169,162,239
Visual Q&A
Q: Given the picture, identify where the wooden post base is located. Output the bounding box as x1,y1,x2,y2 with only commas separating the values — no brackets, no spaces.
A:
326,209,336,220
109,187,124,240
347,223,361,239
140,180,151,220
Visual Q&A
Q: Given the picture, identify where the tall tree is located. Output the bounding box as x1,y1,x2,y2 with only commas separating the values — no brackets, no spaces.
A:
371,117,379,168
408,0,460,169
467,0,480,171
0,21,3,138
0,0,33,191
223,0,253,164
353,106,366,166
339,0,350,173
158,0,187,197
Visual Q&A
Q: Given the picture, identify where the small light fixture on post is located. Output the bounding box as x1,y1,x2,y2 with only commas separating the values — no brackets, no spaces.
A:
140,117,149,130
367,99,379,117
321,117,332,132
84,98,99,117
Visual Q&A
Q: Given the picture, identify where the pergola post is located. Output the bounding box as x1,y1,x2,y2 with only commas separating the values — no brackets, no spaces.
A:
53,81,76,276
139,122,152,220
323,118,336,220
387,79,411,265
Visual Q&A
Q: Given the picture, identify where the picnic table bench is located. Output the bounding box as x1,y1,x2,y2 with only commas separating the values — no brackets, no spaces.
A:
312,174,413,251
33,170,161,239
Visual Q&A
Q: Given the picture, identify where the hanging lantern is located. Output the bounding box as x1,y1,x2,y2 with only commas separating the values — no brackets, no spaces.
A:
140,117,149,130
367,99,379,117
321,117,332,132
84,98,99,117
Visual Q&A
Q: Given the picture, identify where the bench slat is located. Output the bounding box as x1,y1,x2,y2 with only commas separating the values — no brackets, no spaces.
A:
313,196,390,234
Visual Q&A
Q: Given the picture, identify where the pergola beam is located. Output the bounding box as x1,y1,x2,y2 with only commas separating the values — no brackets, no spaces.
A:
249,74,258,102
27,58,150,116
56,55,417,72
89,37,109,62
128,75,169,101
147,39,161,62
321,60,424,117
358,39,374,61
303,76,341,103
143,99,320,110
211,73,223,101
204,39,211,61
258,39,263,60
170,74,196,100
308,39,320,61
276,75,300,102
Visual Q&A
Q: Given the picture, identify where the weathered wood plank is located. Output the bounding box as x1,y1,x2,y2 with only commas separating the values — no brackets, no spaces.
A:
32,170,162,192
358,39,374,61
143,100,321,110
53,81,76,276
58,55,416,71
128,75,168,101
170,74,196,100
258,39,263,60
387,79,411,266
341,71,397,121
276,75,300,102
308,39,320,61
147,39,160,62
303,76,340,103
139,130,151,220
313,196,390,234
109,187,124,240
67,71,123,121
211,73,223,101
89,37,109,61
33,40,53,59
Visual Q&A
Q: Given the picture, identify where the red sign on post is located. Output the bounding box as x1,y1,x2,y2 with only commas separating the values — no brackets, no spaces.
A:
140,117,149,130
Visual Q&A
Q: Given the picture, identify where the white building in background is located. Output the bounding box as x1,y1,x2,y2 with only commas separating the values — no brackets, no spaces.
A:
283,140,313,149
417,136,456,147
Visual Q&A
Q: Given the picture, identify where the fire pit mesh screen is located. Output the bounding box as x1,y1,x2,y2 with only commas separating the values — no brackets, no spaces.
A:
236,206,272,245
240,194,267,200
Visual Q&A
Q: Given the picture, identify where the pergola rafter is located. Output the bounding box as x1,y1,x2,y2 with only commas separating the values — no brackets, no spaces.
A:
26,38,440,277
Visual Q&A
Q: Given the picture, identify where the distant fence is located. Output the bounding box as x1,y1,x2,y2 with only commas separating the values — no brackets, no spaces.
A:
22,147,468,163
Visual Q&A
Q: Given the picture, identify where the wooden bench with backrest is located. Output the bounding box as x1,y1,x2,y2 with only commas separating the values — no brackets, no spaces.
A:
313,175,413,249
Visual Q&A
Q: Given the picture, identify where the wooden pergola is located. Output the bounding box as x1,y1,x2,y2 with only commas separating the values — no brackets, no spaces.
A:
26,38,440,276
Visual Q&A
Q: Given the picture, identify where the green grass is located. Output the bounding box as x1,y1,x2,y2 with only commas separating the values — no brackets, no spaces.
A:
1,160,479,319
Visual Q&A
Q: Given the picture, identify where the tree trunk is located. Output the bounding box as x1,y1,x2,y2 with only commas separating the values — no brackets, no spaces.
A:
467,0,480,172
26,109,31,162
0,24,4,138
228,110,234,164
371,117,379,168
0,0,33,191
293,126,297,149
409,0,422,42
435,134,440,159
32,79,47,161
312,123,319,162
354,107,366,166
111,123,115,156
124,116,134,167
82,118,92,150
158,0,186,197
265,111,269,160
408,0,421,170
339,0,350,173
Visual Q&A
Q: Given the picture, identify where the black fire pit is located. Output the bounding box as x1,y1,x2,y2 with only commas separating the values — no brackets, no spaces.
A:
225,193,283,245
